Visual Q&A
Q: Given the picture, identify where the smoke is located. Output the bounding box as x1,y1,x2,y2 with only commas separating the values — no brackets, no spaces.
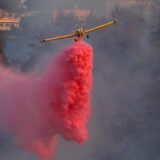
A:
1,0,160,160
0,40,93,160
0,32,7,64
0,0,23,12
0,0,23,66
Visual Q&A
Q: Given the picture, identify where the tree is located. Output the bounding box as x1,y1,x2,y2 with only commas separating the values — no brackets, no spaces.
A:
24,0,55,11
0,0,23,12
24,0,38,10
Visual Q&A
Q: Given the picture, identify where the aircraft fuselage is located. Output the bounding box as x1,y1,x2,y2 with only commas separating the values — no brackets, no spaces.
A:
74,27,85,37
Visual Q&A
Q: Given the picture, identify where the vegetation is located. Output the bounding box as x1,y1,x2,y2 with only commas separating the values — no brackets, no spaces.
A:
0,0,23,12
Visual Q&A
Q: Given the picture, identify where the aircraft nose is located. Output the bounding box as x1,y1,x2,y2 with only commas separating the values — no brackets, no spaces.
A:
114,20,118,23
40,39,46,43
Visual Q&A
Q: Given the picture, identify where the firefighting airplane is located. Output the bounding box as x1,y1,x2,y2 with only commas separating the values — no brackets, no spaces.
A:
40,20,118,43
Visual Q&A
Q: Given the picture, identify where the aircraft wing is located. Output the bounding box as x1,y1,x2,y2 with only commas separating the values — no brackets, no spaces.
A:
85,20,118,34
41,33,76,42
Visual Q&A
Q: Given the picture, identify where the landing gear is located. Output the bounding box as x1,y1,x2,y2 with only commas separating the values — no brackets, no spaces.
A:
87,35,90,39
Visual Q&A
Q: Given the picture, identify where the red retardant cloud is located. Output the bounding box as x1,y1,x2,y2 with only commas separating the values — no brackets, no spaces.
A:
0,40,93,160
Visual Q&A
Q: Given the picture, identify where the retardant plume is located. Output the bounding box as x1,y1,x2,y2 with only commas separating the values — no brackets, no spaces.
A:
0,40,93,160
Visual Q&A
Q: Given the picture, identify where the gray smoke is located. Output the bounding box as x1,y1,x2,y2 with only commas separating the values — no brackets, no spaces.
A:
1,0,160,160
0,0,24,65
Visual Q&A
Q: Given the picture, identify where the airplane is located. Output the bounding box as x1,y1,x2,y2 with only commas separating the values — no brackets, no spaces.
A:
40,20,118,43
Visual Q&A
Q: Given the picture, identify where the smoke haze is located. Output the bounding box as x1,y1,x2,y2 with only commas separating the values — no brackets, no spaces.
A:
1,0,160,160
